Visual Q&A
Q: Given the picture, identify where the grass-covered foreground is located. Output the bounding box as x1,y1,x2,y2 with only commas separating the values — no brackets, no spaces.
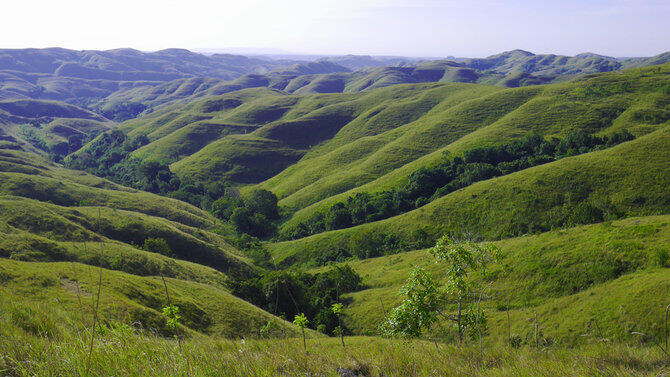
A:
2,324,668,376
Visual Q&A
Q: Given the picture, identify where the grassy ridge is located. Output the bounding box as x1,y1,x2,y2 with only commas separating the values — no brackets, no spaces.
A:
0,149,220,228
0,99,113,155
268,126,670,265
273,64,670,229
171,84,479,184
0,148,259,277
0,196,251,275
0,146,308,340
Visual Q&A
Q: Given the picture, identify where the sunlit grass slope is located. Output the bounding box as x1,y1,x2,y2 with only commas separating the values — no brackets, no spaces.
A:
320,216,670,342
268,126,670,265
0,148,254,274
0,258,299,338
171,83,499,184
269,64,670,227
0,146,308,339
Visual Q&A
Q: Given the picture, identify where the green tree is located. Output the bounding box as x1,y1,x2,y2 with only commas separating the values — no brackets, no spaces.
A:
244,189,279,220
331,302,345,349
380,267,440,338
428,235,500,344
324,203,352,230
293,313,309,354
381,235,500,345
162,305,181,330
211,195,242,220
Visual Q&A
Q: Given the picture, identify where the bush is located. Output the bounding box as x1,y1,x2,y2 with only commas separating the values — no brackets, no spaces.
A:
142,238,172,257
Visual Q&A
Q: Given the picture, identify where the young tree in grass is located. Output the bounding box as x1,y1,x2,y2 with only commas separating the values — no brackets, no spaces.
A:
380,267,441,338
429,235,500,344
331,302,345,349
381,235,500,345
293,313,309,354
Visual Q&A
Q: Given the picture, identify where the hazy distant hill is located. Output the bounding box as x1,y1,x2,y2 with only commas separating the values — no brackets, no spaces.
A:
0,48,295,103
1,48,668,123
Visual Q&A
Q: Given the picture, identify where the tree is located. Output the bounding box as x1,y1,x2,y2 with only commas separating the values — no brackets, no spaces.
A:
428,235,500,344
381,235,500,345
380,267,440,338
324,203,352,230
331,302,345,349
244,189,279,220
293,313,309,354
211,195,242,220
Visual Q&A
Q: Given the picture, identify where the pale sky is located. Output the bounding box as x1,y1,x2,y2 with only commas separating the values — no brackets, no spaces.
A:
2,0,668,57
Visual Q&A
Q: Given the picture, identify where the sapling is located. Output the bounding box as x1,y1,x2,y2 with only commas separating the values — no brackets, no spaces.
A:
293,313,309,354
332,302,345,349
381,235,500,346
162,305,181,330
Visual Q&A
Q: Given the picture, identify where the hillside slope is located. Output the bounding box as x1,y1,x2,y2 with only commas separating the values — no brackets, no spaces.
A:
268,126,670,265
0,146,314,338
263,63,670,222
87,50,670,121
0,98,114,157
324,215,670,343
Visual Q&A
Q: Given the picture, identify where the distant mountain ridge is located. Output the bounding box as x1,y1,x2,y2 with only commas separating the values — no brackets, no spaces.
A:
0,47,668,123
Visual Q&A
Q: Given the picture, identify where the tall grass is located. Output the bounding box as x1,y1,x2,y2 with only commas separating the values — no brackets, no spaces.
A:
0,326,668,377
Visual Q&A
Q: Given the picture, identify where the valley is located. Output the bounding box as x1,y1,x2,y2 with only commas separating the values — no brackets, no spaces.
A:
0,46,668,376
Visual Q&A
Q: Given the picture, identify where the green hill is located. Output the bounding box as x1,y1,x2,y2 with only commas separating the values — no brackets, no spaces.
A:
319,215,670,342
0,98,114,158
0,258,300,338
1,51,669,356
268,126,670,266
262,63,669,226
0,145,319,338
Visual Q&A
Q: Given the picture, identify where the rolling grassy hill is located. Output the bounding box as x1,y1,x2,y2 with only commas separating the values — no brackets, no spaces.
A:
90,50,670,119
0,98,114,156
267,125,670,266
322,215,670,341
0,47,306,100
69,64,669,245
0,144,317,339
0,258,301,338
259,63,670,224
1,49,669,369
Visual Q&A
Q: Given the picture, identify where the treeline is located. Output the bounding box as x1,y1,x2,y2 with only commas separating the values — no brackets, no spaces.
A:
64,130,227,208
283,129,635,240
228,264,363,335
65,130,281,238
18,122,96,162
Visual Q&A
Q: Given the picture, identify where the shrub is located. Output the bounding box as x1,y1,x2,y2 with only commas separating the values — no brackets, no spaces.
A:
142,238,172,257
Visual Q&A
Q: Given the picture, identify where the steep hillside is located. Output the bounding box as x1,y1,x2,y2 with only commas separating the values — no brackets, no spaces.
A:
67,64,669,227
0,145,318,338
268,126,670,266
262,63,670,222
0,148,249,269
0,258,301,338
